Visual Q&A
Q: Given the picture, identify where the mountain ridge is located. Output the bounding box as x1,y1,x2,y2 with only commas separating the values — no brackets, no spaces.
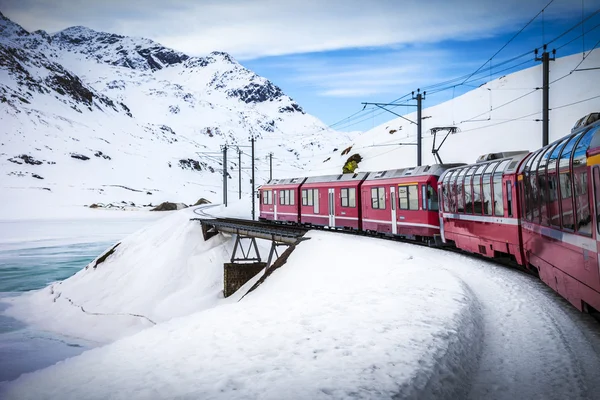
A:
0,12,346,219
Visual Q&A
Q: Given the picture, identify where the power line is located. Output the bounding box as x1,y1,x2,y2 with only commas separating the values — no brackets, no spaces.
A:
460,0,555,86
547,7,600,47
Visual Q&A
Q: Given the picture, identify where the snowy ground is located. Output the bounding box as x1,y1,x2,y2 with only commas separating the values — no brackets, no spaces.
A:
2,204,600,399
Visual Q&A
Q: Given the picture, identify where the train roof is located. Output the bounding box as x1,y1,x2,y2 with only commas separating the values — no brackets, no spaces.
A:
364,164,465,181
517,112,600,173
440,151,530,183
303,172,369,184
261,177,306,186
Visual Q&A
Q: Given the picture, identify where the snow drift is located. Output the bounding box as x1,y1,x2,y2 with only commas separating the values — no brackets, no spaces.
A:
1,229,483,399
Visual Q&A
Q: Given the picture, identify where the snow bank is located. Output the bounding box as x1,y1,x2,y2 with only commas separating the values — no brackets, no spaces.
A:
3,206,238,343
2,232,483,399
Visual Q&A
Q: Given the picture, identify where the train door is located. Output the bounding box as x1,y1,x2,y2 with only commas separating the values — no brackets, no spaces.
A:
593,166,600,284
328,188,335,226
273,189,278,220
390,186,397,234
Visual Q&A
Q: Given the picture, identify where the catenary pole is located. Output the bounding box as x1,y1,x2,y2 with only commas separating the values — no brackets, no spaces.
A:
238,147,242,200
222,144,227,207
535,45,555,146
251,137,255,220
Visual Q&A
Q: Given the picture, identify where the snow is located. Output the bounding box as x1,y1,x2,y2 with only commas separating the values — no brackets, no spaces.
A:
2,11,600,400
1,230,482,399
2,203,600,398
0,14,354,221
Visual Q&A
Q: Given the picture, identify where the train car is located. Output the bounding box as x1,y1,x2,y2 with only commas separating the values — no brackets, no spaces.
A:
518,114,600,313
361,165,462,242
258,177,306,223
438,152,529,264
299,172,369,230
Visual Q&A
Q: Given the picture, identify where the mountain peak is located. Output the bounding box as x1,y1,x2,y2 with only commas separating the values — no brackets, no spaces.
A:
51,26,189,71
0,11,29,39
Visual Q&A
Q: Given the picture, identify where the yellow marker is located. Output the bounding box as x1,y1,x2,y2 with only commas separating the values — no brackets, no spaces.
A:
398,182,419,186
586,153,600,166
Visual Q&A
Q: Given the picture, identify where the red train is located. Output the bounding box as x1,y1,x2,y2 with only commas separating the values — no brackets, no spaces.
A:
258,112,600,315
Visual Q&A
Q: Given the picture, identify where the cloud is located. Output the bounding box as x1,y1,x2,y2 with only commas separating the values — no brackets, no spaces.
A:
2,0,597,59
265,47,475,98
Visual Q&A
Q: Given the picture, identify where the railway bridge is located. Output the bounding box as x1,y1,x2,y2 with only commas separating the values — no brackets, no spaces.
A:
192,218,309,297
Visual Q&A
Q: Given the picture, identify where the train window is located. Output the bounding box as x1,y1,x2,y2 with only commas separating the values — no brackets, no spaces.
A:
505,181,513,217
492,175,504,216
427,184,439,211
444,171,456,212
522,150,538,222
472,164,486,215
422,186,427,210
594,167,600,235
263,190,273,205
531,151,546,222
399,185,418,210
303,189,318,207
341,188,356,208
573,127,596,167
456,168,467,213
482,162,498,216
495,159,511,174
464,166,476,214
280,190,285,205
559,133,582,230
537,146,555,226
573,128,596,235
547,138,569,227
409,185,419,210
451,171,461,213
575,172,591,235
371,187,386,209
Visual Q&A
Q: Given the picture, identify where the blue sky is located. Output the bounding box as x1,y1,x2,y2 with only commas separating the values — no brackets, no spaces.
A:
3,0,600,131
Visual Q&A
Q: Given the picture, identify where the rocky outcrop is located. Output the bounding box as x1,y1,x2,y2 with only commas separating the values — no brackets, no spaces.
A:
151,202,188,211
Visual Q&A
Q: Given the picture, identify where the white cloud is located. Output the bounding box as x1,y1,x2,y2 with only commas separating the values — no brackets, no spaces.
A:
272,48,473,98
2,0,597,59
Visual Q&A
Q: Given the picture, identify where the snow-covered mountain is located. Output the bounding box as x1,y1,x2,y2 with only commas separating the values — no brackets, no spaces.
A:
314,51,600,175
0,11,350,219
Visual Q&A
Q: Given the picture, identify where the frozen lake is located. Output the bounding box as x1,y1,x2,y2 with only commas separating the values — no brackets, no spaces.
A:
0,214,165,382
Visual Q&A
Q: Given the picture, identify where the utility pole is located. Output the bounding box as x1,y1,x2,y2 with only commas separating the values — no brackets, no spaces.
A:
222,144,227,207
251,137,255,220
238,147,242,200
535,45,556,146
269,153,273,181
411,89,425,166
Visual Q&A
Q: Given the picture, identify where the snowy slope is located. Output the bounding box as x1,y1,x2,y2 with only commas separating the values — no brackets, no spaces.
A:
312,51,600,175
0,12,352,219
3,210,600,399
2,223,482,399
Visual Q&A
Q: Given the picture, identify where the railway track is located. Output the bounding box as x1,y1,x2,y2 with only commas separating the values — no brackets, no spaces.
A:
191,205,534,278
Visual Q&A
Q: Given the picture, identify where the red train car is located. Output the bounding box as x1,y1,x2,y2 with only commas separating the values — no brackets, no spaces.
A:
299,172,369,230
518,117,600,313
438,152,529,265
258,177,306,223
361,165,462,242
